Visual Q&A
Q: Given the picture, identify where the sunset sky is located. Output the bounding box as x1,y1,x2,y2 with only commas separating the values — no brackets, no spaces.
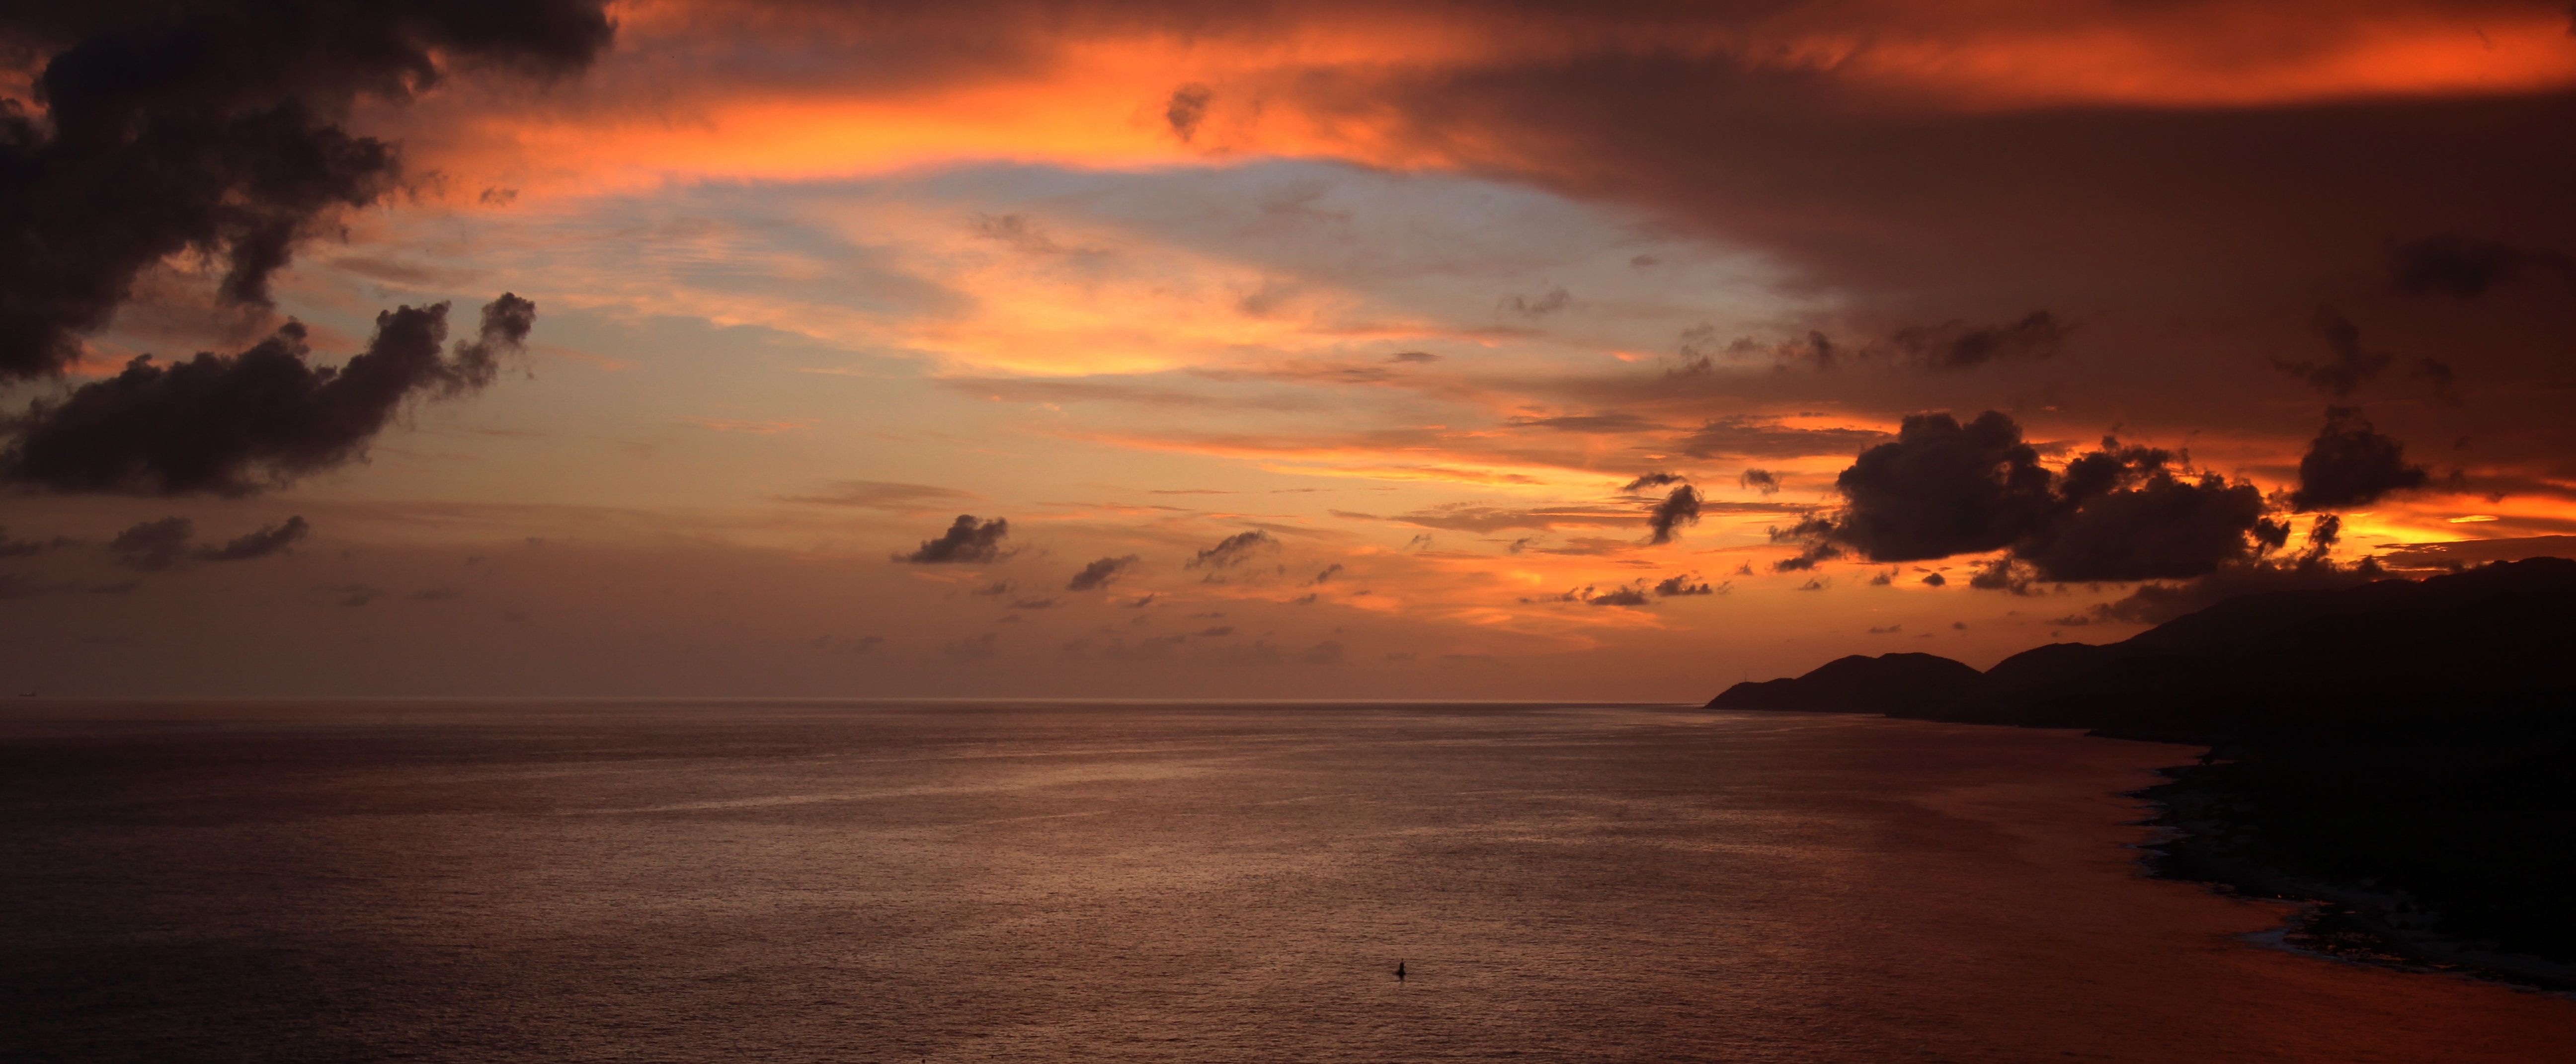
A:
2,0,2572,698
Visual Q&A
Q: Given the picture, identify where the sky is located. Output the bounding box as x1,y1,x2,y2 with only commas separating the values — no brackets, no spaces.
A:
1,0,2572,699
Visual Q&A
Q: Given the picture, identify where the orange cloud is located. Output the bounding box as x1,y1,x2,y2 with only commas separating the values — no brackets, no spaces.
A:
374,0,2576,198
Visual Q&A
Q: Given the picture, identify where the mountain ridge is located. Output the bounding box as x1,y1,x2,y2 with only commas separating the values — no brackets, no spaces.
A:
1707,556,2576,743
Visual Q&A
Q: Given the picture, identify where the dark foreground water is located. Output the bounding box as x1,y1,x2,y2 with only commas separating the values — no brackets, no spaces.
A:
2,701,2570,1063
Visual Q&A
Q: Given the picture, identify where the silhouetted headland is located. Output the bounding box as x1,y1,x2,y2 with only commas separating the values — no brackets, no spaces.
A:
1709,557,2576,985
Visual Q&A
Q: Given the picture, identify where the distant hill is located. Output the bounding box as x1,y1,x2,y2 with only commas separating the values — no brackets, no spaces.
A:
1705,652,1983,713
1709,557,2576,975
1708,557,2576,744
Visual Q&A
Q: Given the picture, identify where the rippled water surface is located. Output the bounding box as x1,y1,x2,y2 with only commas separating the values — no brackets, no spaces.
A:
4,701,2571,1062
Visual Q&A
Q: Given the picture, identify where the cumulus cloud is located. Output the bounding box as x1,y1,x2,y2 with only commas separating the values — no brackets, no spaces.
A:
2292,406,2430,511
1739,469,1781,495
1067,554,1140,591
3,297,534,495
1778,411,2277,583
2011,444,2269,582
1653,575,1717,596
1645,485,1701,545
1788,411,2055,563
1590,584,1651,607
897,515,1010,563
1187,530,1277,569
0,1,611,380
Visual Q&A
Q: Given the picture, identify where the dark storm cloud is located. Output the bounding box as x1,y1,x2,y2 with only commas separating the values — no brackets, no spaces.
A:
1186,530,1276,569
1066,554,1139,591
1,296,535,495
896,515,1010,563
2292,406,2430,511
0,0,613,380
2274,307,2392,397
2012,457,2268,582
2388,234,2572,298
585,5,2576,472
1323,47,2576,317
1792,411,2055,563
1780,411,2276,582
1739,468,1780,495
1965,557,2032,594
2306,513,2342,550
1645,485,1699,545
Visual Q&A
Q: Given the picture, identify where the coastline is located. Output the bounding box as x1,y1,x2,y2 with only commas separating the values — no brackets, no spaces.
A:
1706,561,2576,995
2133,753,2576,993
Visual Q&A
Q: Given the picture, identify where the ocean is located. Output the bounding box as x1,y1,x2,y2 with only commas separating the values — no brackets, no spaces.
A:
3,701,2570,1062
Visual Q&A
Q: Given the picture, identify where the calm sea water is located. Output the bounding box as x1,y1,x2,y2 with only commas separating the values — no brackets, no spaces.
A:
3,701,2570,1063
